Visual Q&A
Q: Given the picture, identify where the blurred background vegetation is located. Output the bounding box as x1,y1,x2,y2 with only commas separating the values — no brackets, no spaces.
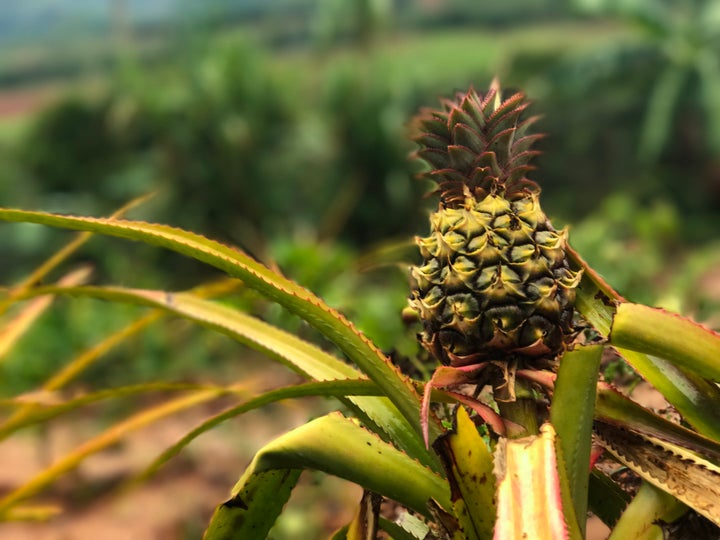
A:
0,1,719,537
1,0,719,407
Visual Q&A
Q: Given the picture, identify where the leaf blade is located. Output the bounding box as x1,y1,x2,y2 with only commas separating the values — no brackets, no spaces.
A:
570,247,720,439
434,406,496,540
493,424,581,540
22,284,435,470
0,209,438,445
551,344,603,536
610,302,720,382
204,469,301,540
215,412,451,526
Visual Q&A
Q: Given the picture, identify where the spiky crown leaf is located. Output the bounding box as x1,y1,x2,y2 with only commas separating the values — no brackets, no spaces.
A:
412,83,544,206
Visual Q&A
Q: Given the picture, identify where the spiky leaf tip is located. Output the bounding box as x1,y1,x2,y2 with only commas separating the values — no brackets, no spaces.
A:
412,82,544,207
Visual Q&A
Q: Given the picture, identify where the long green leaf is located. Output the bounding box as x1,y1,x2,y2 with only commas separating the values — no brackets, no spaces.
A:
204,469,301,540
18,284,436,471
0,209,438,444
587,469,631,528
569,246,720,439
218,412,451,521
610,302,720,382
0,193,154,315
551,344,603,536
1,379,384,521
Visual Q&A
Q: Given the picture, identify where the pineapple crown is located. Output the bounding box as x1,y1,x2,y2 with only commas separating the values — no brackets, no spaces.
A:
412,81,544,207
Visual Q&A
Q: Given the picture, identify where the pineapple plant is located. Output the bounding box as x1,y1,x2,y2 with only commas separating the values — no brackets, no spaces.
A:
1,81,720,539
409,82,582,368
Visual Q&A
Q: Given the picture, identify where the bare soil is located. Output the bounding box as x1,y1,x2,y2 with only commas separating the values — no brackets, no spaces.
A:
0,398,359,539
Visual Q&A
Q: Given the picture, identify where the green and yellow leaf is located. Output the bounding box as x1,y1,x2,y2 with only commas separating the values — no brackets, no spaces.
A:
0,209,440,445
493,423,582,540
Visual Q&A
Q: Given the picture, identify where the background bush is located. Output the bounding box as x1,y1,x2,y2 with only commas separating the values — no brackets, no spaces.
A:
1,0,718,391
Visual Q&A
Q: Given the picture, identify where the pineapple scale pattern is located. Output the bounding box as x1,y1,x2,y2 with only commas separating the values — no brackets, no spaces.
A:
409,84,582,367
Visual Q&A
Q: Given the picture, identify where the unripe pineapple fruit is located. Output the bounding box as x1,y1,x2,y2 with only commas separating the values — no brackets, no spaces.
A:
409,83,582,367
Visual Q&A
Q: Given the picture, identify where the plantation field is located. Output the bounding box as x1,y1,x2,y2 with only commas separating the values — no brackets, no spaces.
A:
1,4,719,537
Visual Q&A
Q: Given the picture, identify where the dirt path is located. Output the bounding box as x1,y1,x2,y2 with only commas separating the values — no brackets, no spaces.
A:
0,399,359,539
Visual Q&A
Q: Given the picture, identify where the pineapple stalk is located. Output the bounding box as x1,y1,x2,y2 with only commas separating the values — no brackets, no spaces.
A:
496,379,540,437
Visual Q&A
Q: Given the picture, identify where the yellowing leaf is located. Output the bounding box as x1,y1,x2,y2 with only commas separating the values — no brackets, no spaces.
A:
0,389,222,517
435,406,496,540
0,209,439,446
0,266,91,361
595,421,720,527
493,424,581,540
346,491,381,540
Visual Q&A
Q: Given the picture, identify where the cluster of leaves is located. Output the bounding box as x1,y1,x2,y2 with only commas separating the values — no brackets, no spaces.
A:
0,187,718,538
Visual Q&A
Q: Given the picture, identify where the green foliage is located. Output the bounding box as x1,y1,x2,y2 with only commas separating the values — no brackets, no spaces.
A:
569,192,720,321
0,188,719,537
508,1,720,233
1,10,720,536
569,192,679,304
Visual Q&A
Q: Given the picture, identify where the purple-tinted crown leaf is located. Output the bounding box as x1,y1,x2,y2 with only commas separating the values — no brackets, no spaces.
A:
432,169,470,186
514,116,541,139
417,148,451,170
448,106,476,131
487,127,518,158
411,83,544,198
477,151,503,179
452,123,486,153
461,92,490,129
416,132,451,150
512,133,545,155
489,93,527,123
508,150,542,169
448,145,477,173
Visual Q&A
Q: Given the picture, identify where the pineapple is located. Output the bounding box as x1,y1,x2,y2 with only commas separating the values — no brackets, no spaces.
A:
409,83,581,367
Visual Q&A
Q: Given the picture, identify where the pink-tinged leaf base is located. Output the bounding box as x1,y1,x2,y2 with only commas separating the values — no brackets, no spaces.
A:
516,368,556,391
421,364,506,447
493,424,570,540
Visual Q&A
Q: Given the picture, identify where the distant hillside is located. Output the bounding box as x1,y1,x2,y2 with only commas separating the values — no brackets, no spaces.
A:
0,1,170,45
0,0,314,47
